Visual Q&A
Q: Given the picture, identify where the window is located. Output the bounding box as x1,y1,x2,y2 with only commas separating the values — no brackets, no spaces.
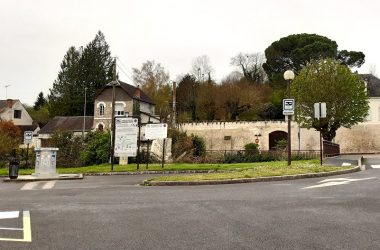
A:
99,104,105,116
14,110,21,119
115,103,124,116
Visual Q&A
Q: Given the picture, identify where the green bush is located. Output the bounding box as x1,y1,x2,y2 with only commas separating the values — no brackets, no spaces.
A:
51,131,84,167
192,135,206,157
81,131,110,166
244,143,259,156
168,129,193,158
275,139,287,150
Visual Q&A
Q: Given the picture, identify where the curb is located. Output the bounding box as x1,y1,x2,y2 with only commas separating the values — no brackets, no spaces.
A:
143,166,361,186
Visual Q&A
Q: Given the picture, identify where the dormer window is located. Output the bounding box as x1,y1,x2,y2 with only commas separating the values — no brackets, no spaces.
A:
99,104,105,116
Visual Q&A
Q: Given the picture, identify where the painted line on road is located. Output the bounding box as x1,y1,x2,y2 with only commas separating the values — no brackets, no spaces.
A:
0,211,32,242
42,181,56,189
0,227,23,231
0,211,19,219
302,177,377,189
371,165,380,169
21,182,39,190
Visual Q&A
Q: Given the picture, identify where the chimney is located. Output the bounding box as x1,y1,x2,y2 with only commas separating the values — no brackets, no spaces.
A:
6,99,13,108
134,85,141,99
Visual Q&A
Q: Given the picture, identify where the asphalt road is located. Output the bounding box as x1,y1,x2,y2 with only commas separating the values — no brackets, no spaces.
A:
0,168,379,250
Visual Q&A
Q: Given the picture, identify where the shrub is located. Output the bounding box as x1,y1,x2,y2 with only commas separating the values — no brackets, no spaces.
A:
275,139,287,150
50,131,84,167
244,143,259,156
0,121,21,157
192,135,206,157
81,131,110,166
168,129,193,158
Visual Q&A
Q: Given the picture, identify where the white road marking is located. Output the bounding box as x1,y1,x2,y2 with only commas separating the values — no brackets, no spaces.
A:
342,162,352,166
0,227,23,230
21,181,56,190
0,211,19,219
0,210,32,242
302,177,377,189
371,165,380,169
21,182,39,190
42,181,56,190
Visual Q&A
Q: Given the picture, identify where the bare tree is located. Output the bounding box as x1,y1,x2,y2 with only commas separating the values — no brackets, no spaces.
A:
191,55,214,82
230,52,266,84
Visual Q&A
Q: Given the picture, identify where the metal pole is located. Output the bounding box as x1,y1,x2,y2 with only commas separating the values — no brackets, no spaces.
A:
172,82,176,127
287,79,292,166
287,116,291,166
320,130,323,165
25,143,29,168
82,87,87,138
136,116,141,170
110,59,117,171
146,140,150,169
161,138,166,168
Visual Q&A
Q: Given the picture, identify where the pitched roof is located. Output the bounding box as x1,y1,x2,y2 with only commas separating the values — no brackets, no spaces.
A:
39,116,94,134
0,99,19,110
360,74,380,97
96,80,155,105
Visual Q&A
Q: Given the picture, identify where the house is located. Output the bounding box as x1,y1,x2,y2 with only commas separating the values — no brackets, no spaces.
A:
0,99,33,126
360,74,380,123
38,116,94,147
0,99,39,146
93,80,159,131
38,79,158,144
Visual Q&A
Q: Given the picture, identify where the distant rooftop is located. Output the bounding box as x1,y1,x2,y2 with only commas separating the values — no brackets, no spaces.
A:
39,116,94,134
360,74,380,97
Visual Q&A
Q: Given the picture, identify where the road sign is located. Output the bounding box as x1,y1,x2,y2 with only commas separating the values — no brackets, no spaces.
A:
114,117,138,157
24,131,33,144
314,102,326,118
145,123,168,140
283,99,295,116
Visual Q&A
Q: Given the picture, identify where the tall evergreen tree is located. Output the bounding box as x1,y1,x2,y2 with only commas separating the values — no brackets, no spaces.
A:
33,92,47,110
48,31,113,117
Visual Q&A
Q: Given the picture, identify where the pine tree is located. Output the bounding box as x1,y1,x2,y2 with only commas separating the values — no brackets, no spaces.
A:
33,92,47,111
48,31,113,117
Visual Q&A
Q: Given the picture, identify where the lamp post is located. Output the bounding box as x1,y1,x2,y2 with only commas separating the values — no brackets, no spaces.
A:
82,87,87,138
284,70,295,166
5,84,11,99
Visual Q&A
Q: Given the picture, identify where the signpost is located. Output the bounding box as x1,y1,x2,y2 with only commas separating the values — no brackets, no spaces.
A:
283,99,295,166
314,102,327,165
114,117,138,157
23,131,33,168
144,123,168,168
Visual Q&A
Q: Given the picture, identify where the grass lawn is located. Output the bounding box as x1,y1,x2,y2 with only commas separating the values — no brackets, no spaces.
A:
146,163,354,182
0,160,352,177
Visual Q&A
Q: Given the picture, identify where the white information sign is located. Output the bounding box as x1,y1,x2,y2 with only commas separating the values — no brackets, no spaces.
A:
115,117,138,157
314,102,327,119
145,123,168,140
24,131,33,144
283,99,295,115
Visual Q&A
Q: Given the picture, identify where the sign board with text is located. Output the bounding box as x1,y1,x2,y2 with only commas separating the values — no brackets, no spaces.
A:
283,99,295,116
24,131,33,144
114,117,138,157
144,123,168,140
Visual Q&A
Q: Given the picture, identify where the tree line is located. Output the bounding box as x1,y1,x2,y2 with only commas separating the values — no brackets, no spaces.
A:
28,32,368,141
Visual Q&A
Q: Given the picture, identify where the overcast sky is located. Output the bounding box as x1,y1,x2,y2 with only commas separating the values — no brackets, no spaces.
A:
1,0,379,105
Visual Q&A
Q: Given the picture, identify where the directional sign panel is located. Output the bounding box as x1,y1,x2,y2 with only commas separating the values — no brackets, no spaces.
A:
145,123,168,140
283,99,295,115
114,118,138,157
24,131,33,144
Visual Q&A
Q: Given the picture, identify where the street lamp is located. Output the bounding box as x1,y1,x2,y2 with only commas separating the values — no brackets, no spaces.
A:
284,70,295,166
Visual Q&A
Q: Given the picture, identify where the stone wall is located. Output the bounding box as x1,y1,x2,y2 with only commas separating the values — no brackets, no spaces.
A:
179,121,380,153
